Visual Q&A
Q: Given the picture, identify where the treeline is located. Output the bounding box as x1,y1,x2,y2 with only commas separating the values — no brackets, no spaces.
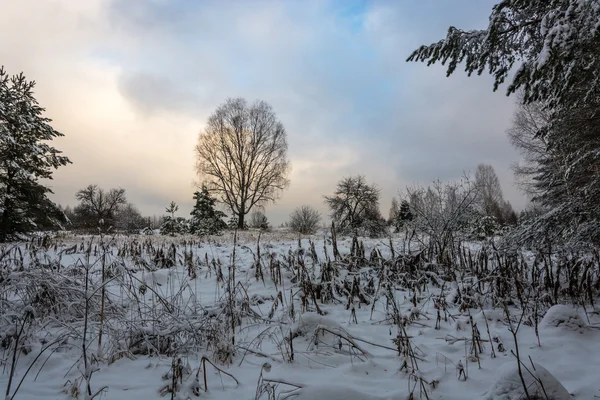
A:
59,185,149,233
57,183,280,236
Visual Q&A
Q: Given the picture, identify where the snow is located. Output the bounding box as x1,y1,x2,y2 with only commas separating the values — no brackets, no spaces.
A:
294,384,390,400
1,231,599,400
483,362,571,400
539,305,587,332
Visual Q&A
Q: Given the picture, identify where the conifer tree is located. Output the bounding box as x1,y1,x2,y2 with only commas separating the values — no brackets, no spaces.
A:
160,201,187,236
394,200,413,232
407,0,600,109
0,67,71,241
227,215,239,230
189,185,227,235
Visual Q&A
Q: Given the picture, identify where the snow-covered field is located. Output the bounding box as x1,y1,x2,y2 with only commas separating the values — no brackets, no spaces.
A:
1,231,599,399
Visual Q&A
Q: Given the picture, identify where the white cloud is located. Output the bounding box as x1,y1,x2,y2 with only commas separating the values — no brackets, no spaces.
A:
1,0,527,225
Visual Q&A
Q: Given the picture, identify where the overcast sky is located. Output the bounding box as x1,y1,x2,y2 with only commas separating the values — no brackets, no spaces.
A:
0,0,526,224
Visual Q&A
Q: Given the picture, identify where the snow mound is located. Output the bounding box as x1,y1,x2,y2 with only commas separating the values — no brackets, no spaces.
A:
290,312,368,355
540,305,587,331
140,269,171,287
295,384,384,400
483,362,571,400
290,312,339,337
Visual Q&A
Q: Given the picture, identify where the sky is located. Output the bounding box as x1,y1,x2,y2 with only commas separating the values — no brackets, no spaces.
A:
0,0,525,225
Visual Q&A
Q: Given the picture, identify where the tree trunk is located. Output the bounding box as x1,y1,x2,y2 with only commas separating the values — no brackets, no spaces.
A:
237,211,245,230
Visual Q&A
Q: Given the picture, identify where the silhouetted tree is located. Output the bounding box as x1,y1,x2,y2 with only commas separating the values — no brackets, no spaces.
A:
325,175,386,237
289,205,321,234
74,185,127,232
115,203,146,233
474,164,516,225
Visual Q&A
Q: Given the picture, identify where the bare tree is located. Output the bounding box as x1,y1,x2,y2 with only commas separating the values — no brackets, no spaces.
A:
406,177,479,263
473,164,518,225
325,175,386,237
289,205,321,235
74,185,127,231
195,98,290,229
474,164,502,211
115,203,146,234
388,197,400,226
507,94,551,197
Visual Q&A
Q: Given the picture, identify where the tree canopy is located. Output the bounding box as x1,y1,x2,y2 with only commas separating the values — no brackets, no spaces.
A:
196,98,290,229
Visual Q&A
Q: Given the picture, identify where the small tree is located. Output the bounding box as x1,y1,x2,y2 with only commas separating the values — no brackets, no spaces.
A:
394,200,413,232
388,197,400,226
289,205,321,235
160,201,187,236
248,210,270,230
0,67,71,241
325,175,386,237
189,185,227,236
227,215,238,229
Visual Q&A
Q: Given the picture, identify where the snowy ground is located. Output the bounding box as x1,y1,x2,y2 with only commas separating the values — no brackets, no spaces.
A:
1,231,599,399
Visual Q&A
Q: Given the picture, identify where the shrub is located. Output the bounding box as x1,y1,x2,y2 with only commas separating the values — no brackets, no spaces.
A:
289,205,321,234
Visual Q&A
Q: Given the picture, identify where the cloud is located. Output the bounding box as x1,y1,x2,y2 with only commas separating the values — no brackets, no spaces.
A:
0,0,526,225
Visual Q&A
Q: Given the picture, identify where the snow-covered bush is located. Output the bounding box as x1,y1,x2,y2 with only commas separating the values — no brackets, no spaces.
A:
248,210,270,231
289,205,321,235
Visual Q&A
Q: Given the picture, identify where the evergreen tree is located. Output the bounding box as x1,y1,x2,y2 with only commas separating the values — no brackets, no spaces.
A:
227,215,239,230
407,0,600,110
227,215,248,230
188,185,227,235
160,201,187,236
0,67,71,241
394,200,413,232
